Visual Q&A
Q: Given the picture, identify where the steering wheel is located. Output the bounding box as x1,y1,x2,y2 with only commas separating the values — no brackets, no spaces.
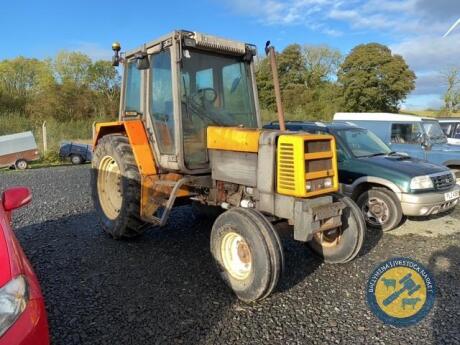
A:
194,88,217,103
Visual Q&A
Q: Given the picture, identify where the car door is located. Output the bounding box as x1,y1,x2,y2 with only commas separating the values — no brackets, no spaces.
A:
388,122,426,159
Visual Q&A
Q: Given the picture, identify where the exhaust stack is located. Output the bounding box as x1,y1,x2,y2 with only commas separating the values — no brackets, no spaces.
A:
265,41,286,131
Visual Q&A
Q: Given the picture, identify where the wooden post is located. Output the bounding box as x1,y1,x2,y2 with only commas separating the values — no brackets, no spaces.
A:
265,42,286,131
42,121,47,154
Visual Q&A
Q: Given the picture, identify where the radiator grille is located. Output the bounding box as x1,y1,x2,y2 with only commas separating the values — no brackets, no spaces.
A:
432,173,455,191
278,142,295,190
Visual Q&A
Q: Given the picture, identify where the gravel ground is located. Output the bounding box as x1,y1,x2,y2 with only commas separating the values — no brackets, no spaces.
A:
1,165,459,345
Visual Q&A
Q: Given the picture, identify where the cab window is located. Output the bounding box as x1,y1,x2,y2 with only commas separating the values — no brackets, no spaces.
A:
125,62,141,113
391,123,422,144
150,49,175,154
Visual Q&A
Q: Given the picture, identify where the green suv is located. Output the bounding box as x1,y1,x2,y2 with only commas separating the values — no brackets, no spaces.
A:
264,121,459,231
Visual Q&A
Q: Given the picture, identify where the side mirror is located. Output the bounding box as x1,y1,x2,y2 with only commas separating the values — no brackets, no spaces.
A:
2,187,32,212
421,134,432,150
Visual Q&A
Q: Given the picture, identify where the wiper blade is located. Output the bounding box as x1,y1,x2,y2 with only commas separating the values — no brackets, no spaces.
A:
365,152,387,157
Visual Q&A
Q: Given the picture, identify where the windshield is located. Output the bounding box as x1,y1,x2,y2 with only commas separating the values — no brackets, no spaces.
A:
422,121,447,144
335,128,391,158
180,48,258,168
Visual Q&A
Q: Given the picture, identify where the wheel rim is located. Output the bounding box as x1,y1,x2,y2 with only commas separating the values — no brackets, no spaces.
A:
362,196,389,226
72,156,80,164
313,228,342,248
17,161,27,169
97,155,122,220
221,231,252,280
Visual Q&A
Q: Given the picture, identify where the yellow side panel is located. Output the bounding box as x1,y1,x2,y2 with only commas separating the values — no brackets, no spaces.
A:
207,127,260,153
277,134,339,198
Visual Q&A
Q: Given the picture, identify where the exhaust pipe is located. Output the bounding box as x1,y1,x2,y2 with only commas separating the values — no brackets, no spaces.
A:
265,41,286,131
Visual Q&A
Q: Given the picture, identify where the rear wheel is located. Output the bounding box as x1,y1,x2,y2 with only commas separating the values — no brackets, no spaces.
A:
15,159,28,170
210,208,284,302
71,154,83,165
91,134,147,239
308,194,365,263
356,187,402,232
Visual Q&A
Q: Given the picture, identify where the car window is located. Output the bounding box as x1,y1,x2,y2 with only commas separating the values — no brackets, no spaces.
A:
454,125,460,139
336,129,391,157
391,123,422,144
440,123,453,137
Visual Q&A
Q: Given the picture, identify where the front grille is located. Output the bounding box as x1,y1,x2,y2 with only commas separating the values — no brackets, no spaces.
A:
431,173,455,191
278,142,295,191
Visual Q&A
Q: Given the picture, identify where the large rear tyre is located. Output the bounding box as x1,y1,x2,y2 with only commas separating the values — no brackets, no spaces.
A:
308,194,365,264
91,134,147,239
210,208,284,302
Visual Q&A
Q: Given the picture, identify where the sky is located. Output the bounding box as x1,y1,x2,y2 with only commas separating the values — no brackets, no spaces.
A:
1,0,460,110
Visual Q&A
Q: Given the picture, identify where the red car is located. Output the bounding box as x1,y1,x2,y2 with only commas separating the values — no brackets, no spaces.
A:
0,187,49,345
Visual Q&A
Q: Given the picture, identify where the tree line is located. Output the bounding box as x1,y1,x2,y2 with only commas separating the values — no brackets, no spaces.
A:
256,42,417,121
0,51,120,122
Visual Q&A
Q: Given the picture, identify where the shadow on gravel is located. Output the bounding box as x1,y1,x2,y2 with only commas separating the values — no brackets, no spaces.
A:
429,245,460,345
16,207,232,345
15,205,336,344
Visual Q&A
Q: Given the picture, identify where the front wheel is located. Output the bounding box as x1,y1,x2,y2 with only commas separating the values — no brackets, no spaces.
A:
356,187,402,231
308,194,365,264
210,208,284,302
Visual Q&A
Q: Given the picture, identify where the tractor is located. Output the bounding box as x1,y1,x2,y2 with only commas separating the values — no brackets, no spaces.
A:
91,30,366,302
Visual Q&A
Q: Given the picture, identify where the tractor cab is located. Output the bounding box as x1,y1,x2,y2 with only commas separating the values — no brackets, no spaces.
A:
118,31,260,173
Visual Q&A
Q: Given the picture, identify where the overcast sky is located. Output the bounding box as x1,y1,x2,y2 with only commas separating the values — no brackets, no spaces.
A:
1,0,459,110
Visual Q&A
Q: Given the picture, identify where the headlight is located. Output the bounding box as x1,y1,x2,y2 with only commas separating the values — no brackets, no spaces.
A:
323,178,333,188
0,275,28,337
410,175,434,190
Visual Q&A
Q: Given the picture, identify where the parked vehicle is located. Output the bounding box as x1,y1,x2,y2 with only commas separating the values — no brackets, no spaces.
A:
438,118,460,145
264,121,460,231
59,142,92,164
0,187,49,344
90,31,366,302
0,132,39,170
333,113,460,184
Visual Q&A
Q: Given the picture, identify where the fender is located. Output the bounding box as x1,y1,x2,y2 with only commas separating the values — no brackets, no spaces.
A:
341,176,404,201
93,120,157,176
93,120,190,222
442,160,460,167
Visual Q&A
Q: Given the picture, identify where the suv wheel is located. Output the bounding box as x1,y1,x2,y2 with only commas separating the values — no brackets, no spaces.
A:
356,187,402,232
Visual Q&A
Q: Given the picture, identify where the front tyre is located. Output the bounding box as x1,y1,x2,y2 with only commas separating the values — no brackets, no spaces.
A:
210,208,284,302
308,194,365,264
356,187,402,232
91,134,147,239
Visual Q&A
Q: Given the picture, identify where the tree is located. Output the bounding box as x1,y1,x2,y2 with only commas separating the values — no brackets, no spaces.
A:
256,44,343,121
338,43,416,113
54,51,92,86
442,67,460,114
303,44,342,88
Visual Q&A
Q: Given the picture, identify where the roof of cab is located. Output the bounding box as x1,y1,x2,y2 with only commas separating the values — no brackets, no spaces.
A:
334,112,436,122
266,120,363,131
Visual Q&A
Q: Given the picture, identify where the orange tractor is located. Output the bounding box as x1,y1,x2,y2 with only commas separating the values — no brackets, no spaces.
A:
92,30,365,302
